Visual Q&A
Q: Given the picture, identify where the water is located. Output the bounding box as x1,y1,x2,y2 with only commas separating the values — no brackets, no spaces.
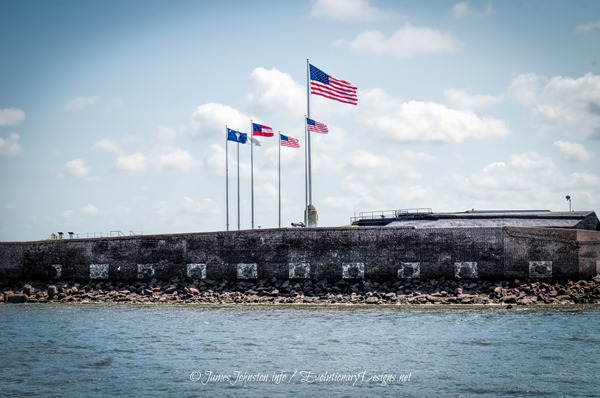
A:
1,304,599,397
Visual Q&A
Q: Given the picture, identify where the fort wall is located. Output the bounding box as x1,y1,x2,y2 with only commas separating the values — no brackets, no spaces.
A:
0,227,598,282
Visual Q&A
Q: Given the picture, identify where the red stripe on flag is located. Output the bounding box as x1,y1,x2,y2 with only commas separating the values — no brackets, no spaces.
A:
310,84,357,105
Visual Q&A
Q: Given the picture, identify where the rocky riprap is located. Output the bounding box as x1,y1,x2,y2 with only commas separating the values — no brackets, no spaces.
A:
2,276,600,305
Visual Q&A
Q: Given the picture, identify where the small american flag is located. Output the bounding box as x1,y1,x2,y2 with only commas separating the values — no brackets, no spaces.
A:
280,134,300,148
310,64,357,105
306,118,328,134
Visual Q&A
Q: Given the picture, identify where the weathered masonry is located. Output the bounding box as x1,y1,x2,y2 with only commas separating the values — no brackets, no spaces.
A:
1,226,599,282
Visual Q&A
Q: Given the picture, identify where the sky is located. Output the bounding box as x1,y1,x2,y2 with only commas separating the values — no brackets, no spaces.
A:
1,0,599,241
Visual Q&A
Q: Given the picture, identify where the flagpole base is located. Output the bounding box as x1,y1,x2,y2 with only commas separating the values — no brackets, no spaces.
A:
305,204,318,228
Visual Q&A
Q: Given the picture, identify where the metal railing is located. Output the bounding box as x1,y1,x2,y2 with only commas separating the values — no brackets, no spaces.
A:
350,208,432,223
51,230,143,239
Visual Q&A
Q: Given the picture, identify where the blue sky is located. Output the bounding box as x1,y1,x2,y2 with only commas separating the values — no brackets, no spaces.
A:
1,0,599,240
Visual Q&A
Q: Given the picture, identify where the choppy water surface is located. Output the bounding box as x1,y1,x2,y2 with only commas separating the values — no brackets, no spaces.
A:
1,304,599,397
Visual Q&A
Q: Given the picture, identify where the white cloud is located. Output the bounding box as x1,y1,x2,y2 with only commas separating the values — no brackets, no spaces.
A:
104,97,125,110
322,182,432,216
191,103,249,137
157,148,195,171
64,96,123,112
447,151,600,211
508,73,541,106
157,125,186,141
349,150,393,169
553,140,593,162
92,138,121,154
64,158,90,178
82,204,99,216
575,20,600,33
482,161,506,173
112,148,193,172
246,67,304,115
360,88,510,143
64,96,100,111
116,152,147,171
0,132,22,156
202,144,226,177
346,151,424,182
182,196,220,215
509,72,600,140
94,129,197,173
348,24,463,58
310,0,385,21
447,153,555,208
310,146,435,216
444,88,501,109
0,107,25,126
568,171,600,187
452,1,493,18
507,152,555,171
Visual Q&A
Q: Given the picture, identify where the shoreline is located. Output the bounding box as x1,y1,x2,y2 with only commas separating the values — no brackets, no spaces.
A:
3,276,600,306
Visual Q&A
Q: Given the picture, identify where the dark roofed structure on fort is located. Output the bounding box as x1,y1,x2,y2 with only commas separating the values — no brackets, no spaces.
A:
351,208,600,231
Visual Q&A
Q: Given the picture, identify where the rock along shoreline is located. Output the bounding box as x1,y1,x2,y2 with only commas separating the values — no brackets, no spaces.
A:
3,276,600,306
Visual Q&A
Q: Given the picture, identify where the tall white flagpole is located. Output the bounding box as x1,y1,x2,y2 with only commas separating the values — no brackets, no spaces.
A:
237,137,241,231
250,120,255,230
225,126,229,231
304,116,308,227
306,59,312,225
278,131,281,228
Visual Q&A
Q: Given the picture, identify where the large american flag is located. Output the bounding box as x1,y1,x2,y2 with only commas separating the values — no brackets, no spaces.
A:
280,134,300,148
309,64,358,105
306,117,328,134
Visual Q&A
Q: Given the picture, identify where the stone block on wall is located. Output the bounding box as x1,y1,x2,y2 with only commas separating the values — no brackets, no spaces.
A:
186,263,206,280
137,264,155,280
529,261,552,278
50,264,62,279
455,262,478,279
90,263,109,280
342,263,364,280
237,263,258,280
398,262,420,279
289,263,310,280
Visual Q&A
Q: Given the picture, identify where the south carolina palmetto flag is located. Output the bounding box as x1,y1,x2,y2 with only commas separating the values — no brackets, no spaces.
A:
226,128,247,143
